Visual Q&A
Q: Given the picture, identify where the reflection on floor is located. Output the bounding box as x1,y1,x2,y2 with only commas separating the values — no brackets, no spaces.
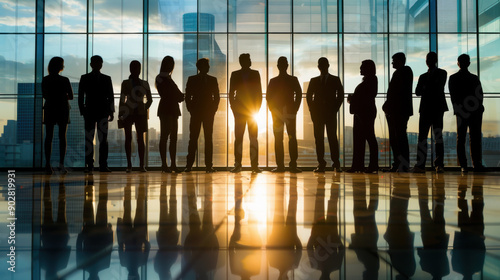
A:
2,171,500,280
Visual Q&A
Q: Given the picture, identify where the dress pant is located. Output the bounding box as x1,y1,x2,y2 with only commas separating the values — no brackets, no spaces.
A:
456,112,483,168
233,111,259,168
352,114,378,170
84,116,109,167
386,114,410,171
186,112,215,168
416,112,444,169
159,115,178,167
271,108,298,168
313,114,340,168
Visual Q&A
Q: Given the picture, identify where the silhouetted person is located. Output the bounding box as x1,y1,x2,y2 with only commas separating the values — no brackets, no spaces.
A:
307,174,344,280
185,58,220,173
383,181,416,279
119,60,153,173
449,54,486,173
40,177,70,279
182,177,219,279
306,57,344,173
42,56,74,175
417,175,450,280
267,56,302,173
78,55,114,174
229,53,263,173
349,175,380,280
155,176,180,280
267,176,302,279
347,60,379,173
229,175,262,279
412,52,448,174
156,56,184,173
452,175,485,280
76,174,113,280
117,176,150,280
382,52,413,172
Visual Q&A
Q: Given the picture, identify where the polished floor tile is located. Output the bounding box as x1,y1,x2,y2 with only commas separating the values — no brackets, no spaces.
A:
1,171,499,279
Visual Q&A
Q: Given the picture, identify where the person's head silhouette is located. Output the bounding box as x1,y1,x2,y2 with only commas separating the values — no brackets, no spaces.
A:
90,55,103,72
318,57,330,74
457,54,471,70
160,56,175,74
48,57,64,75
391,52,406,70
426,51,438,69
239,53,251,69
129,60,141,78
277,56,288,74
196,58,210,75
360,59,376,77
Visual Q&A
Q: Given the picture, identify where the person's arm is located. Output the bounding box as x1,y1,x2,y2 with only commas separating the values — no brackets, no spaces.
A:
293,76,302,112
415,74,425,97
335,77,345,112
212,77,220,112
185,77,193,112
228,73,236,107
106,76,115,121
306,78,314,109
64,77,74,101
118,81,127,119
266,78,274,112
78,76,85,116
144,81,153,110
255,71,263,111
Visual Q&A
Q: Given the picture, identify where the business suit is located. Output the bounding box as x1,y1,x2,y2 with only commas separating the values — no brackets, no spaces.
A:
229,68,263,168
185,73,220,169
415,67,448,169
78,71,114,169
382,65,413,171
267,74,302,169
449,69,484,169
306,74,344,169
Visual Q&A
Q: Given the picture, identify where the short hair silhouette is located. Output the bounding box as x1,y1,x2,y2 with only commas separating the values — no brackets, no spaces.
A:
196,58,209,70
318,57,329,66
129,60,141,76
362,60,376,76
239,53,251,68
160,56,175,74
48,57,64,75
457,54,470,69
392,52,406,64
277,56,288,71
90,55,103,64
426,51,438,66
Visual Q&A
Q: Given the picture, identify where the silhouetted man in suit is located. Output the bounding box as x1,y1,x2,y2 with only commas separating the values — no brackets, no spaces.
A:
307,57,344,173
382,52,413,172
449,54,485,173
185,58,220,173
413,52,448,173
267,57,302,173
229,53,263,173
79,55,114,173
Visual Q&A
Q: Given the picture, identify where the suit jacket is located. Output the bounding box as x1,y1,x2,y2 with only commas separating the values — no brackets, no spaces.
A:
349,75,378,118
42,74,74,122
119,78,153,119
185,73,220,115
78,71,114,119
156,74,184,118
267,74,302,114
229,68,263,116
449,69,484,116
415,67,448,114
306,73,344,120
383,66,413,117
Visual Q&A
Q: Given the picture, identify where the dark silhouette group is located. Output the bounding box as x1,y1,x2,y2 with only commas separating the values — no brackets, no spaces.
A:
42,51,486,174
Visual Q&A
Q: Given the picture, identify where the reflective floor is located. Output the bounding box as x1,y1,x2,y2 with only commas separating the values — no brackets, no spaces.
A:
1,170,500,280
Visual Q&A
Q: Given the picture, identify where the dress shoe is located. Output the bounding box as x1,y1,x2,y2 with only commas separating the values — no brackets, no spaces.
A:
346,168,363,173
473,165,487,172
271,167,286,173
333,167,343,173
184,166,192,173
161,166,172,173
313,166,325,173
289,167,302,173
45,165,54,175
99,166,112,173
364,167,378,174
411,166,425,173
461,167,468,174
435,166,445,173
251,167,263,173
60,166,68,175
139,166,147,173
230,166,242,173
84,165,93,174
171,166,183,173
206,167,217,173
126,167,132,173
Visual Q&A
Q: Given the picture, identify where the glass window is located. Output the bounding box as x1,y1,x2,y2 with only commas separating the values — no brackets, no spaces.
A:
0,0,35,32
44,35,87,82
294,0,338,32
148,34,185,90
44,0,87,33
389,0,429,32
199,33,228,93
228,0,266,32
479,0,500,33
480,33,500,93
149,0,197,32
269,0,291,32
438,0,477,32
0,35,36,95
344,0,387,33
93,0,144,33
200,0,228,32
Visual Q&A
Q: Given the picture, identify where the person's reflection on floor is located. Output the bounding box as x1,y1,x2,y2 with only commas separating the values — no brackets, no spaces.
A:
417,174,450,279
155,174,180,280
307,174,344,280
229,174,262,280
383,180,415,279
452,175,485,280
267,175,302,279
41,176,70,280
349,174,380,280
182,174,219,279
76,174,113,280
117,175,150,280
